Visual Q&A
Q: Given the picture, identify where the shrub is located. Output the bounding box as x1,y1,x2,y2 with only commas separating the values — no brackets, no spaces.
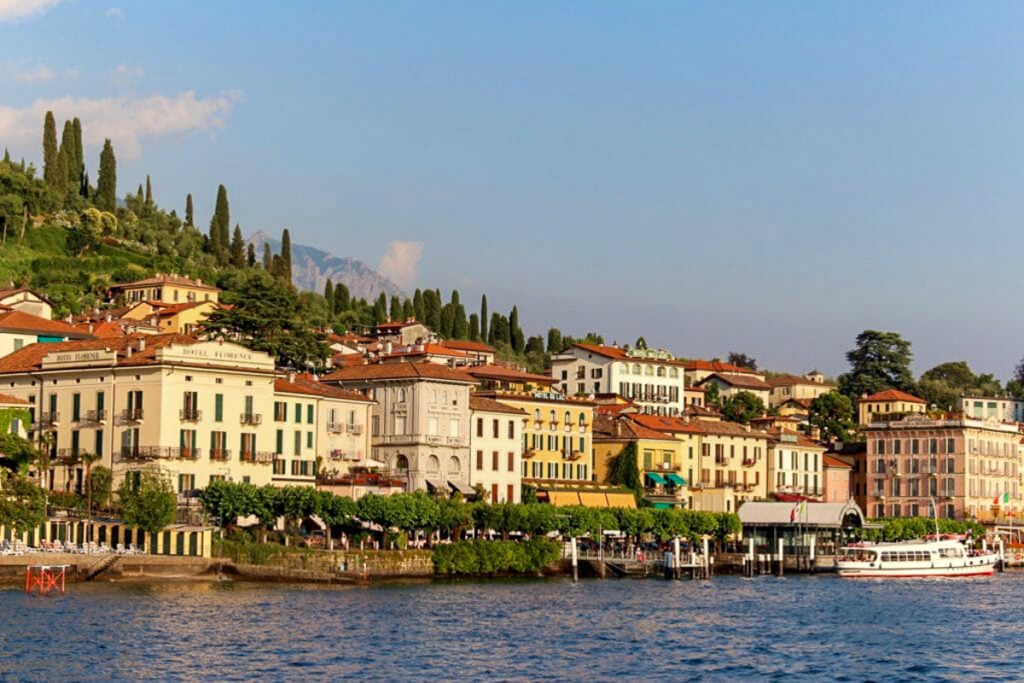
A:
432,538,561,576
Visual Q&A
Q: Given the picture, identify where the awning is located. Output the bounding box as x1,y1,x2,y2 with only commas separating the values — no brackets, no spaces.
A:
666,473,686,486
307,514,326,530
548,491,582,506
425,478,444,491
646,472,668,485
653,502,673,510
447,480,476,496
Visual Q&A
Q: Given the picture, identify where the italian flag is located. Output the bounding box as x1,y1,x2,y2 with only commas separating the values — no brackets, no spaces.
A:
994,492,1010,505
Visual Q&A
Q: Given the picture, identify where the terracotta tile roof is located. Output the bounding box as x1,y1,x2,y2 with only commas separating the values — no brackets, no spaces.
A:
0,333,198,373
469,395,527,415
381,343,470,359
862,389,926,404
628,414,770,439
765,428,824,449
440,339,495,353
592,414,678,442
571,344,688,367
273,373,374,402
71,321,128,338
627,414,700,435
0,310,93,339
685,404,721,418
698,373,771,391
767,374,834,388
681,360,757,374
0,392,29,405
151,301,214,317
111,273,220,292
0,287,50,303
459,364,556,385
780,398,813,409
372,320,422,331
322,362,479,384
823,454,852,469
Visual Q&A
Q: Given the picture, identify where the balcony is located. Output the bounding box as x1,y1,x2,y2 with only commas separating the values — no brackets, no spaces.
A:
240,413,263,426
209,449,232,462
742,458,757,467
523,449,537,460
120,446,161,461
179,408,202,422
121,408,144,423
167,447,201,461
55,448,82,464
446,436,466,447
83,409,108,425
32,411,59,430
348,423,363,435
714,455,728,466
327,422,344,434
239,451,275,464
562,451,583,461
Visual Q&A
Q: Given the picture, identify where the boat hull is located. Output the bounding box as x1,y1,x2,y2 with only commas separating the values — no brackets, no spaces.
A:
836,557,997,578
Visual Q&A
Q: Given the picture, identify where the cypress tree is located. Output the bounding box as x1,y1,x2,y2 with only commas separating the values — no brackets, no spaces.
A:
80,171,89,199
3,148,9,163
334,283,350,313
136,184,144,203
373,292,388,324
96,139,117,211
390,295,402,322
60,120,76,189
72,117,83,190
509,305,524,353
412,289,424,322
402,298,414,320
262,242,273,270
547,328,564,354
452,303,469,339
469,313,480,341
480,294,488,342
42,111,59,189
54,146,68,196
230,225,246,267
145,175,153,205
247,243,256,267
209,184,230,263
185,194,194,227
324,279,334,304
279,228,292,284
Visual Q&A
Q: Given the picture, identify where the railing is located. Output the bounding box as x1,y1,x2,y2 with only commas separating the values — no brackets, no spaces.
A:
327,422,344,434
742,458,756,467
179,409,202,422
562,451,582,461
55,448,81,463
209,449,232,462
83,409,108,424
715,455,728,465
523,449,537,459
119,446,161,460
253,451,275,464
348,423,363,435
121,408,144,422
240,413,262,426
167,447,201,460
32,412,60,429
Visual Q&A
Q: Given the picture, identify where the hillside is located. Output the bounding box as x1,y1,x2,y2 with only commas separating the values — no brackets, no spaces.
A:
248,231,403,300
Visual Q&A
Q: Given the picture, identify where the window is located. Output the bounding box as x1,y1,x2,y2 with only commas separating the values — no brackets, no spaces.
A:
492,419,499,438
307,431,313,448
240,433,256,461
294,431,302,456
275,429,283,455
508,452,514,472
274,402,287,421
492,451,499,470
72,393,81,421
215,394,224,422
476,418,483,437
428,416,438,435
178,474,195,494
507,420,514,439
306,404,314,424
294,403,302,423
94,429,103,457
476,450,483,470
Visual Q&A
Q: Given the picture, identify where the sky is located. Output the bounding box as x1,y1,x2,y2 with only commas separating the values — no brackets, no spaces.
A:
2,1,1023,379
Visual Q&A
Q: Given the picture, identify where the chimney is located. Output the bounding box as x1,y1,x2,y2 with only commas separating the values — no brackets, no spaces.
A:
65,313,72,323
105,312,112,323
88,323,94,334
288,371,296,383
125,343,133,358
196,278,202,286
137,338,146,352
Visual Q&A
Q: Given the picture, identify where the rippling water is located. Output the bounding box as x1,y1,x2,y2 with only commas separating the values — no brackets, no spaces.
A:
2,572,1023,681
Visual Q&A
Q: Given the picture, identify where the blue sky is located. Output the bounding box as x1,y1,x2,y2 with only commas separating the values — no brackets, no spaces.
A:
2,2,1023,379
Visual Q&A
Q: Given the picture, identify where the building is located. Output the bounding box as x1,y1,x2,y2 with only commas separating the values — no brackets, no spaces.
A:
823,454,853,503
767,429,826,499
776,398,812,419
0,392,31,439
378,343,475,367
0,287,52,319
696,372,771,407
478,389,595,487
0,309,93,358
739,501,865,558
120,300,221,335
857,389,927,426
680,359,764,386
961,396,1024,424
110,273,220,305
592,414,687,508
767,374,834,408
0,335,283,495
862,415,1023,521
459,364,557,392
439,339,496,365
322,362,477,496
683,385,705,408
549,343,688,416
366,320,432,346
468,396,525,504
272,373,375,486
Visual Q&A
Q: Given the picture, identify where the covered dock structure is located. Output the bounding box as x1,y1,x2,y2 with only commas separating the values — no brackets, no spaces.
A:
739,501,865,561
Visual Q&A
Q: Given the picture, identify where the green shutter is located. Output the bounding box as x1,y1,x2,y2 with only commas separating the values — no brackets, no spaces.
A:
275,429,283,455
215,394,223,422
306,404,313,424
294,403,301,423
96,391,105,412
72,393,81,421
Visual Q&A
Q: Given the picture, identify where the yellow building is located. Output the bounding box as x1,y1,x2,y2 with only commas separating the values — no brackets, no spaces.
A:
593,414,687,508
858,389,927,426
767,373,835,408
110,273,221,305
476,390,595,486
121,300,221,335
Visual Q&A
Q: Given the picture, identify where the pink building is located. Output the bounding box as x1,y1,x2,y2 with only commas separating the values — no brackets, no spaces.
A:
823,455,853,503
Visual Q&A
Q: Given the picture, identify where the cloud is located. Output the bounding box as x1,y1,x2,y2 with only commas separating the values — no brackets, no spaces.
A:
11,64,55,83
111,63,145,86
0,0,61,22
105,6,122,19
0,90,244,159
378,241,423,291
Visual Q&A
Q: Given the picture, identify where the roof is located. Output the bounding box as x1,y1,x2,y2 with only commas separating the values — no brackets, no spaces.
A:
322,362,479,384
861,389,926,404
150,301,216,317
767,374,834,388
0,333,200,374
111,273,220,292
0,287,50,303
592,414,677,442
469,396,527,415
779,397,813,409
765,429,825,450
381,343,470,360
569,344,687,367
697,373,771,391
681,360,758,375
459,364,556,385
628,414,770,439
273,373,374,402
72,321,128,339
823,454,853,469
440,339,495,353
0,310,93,339
685,404,721,418
0,393,29,405
738,501,864,528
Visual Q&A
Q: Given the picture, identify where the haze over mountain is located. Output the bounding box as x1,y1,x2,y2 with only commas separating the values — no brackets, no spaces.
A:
248,231,405,301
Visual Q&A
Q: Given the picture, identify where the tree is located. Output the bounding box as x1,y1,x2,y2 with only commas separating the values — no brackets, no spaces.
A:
230,224,246,267
468,313,480,341
209,184,230,264
117,469,177,535
390,295,402,322
145,174,153,205
837,330,914,399
704,382,720,407
547,328,564,354
42,111,59,189
412,289,425,322
333,283,350,314
246,243,256,267
278,228,293,284
0,433,38,471
81,451,102,538
726,352,757,370
480,295,488,341
608,441,643,503
96,139,117,211
90,465,113,509
808,391,855,442
324,279,334,306
720,391,765,424
60,119,77,190
185,193,194,227
509,305,524,353
372,292,388,324
402,298,414,320
53,145,68,196
0,471,46,533
72,117,84,194
262,242,273,270
916,361,1002,412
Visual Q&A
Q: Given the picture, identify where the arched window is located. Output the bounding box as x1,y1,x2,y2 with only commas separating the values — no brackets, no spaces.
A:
427,455,439,472
632,364,641,375
550,410,556,423
657,367,666,377
564,411,571,424
447,456,461,474
645,366,654,376
578,412,586,426
394,454,409,471
669,368,679,378
534,409,541,421
397,388,406,402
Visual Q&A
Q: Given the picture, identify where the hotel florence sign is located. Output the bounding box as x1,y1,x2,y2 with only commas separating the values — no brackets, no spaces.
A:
41,349,118,368
158,343,274,369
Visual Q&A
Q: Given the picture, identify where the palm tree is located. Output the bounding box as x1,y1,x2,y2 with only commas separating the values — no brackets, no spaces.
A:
82,452,101,542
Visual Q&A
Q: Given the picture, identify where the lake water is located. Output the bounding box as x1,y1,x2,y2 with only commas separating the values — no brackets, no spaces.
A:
2,573,1022,681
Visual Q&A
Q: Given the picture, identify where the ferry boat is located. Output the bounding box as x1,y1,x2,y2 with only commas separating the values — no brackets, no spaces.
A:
835,539,998,578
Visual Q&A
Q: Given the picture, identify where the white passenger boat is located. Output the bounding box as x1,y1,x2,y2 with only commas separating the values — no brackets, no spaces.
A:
835,539,998,578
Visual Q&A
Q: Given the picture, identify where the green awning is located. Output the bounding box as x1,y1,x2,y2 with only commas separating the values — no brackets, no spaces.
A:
646,472,668,485
666,473,686,486
653,502,673,510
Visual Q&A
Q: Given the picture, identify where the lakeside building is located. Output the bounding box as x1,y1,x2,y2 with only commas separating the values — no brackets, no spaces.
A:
767,373,834,409
766,429,825,499
549,343,688,416
861,415,1023,520
109,273,220,305
739,501,865,557
120,300,221,336
680,360,764,387
628,415,769,513
823,454,853,503
0,392,30,438
0,287,53,319
592,413,687,508
961,396,1024,424
857,389,927,426
322,362,477,496
468,395,525,504
365,320,432,346
0,309,93,358
695,373,771,407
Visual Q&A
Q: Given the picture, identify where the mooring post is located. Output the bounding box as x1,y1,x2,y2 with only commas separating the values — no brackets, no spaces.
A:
673,537,681,580
571,536,578,583
777,538,784,577
809,535,816,572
